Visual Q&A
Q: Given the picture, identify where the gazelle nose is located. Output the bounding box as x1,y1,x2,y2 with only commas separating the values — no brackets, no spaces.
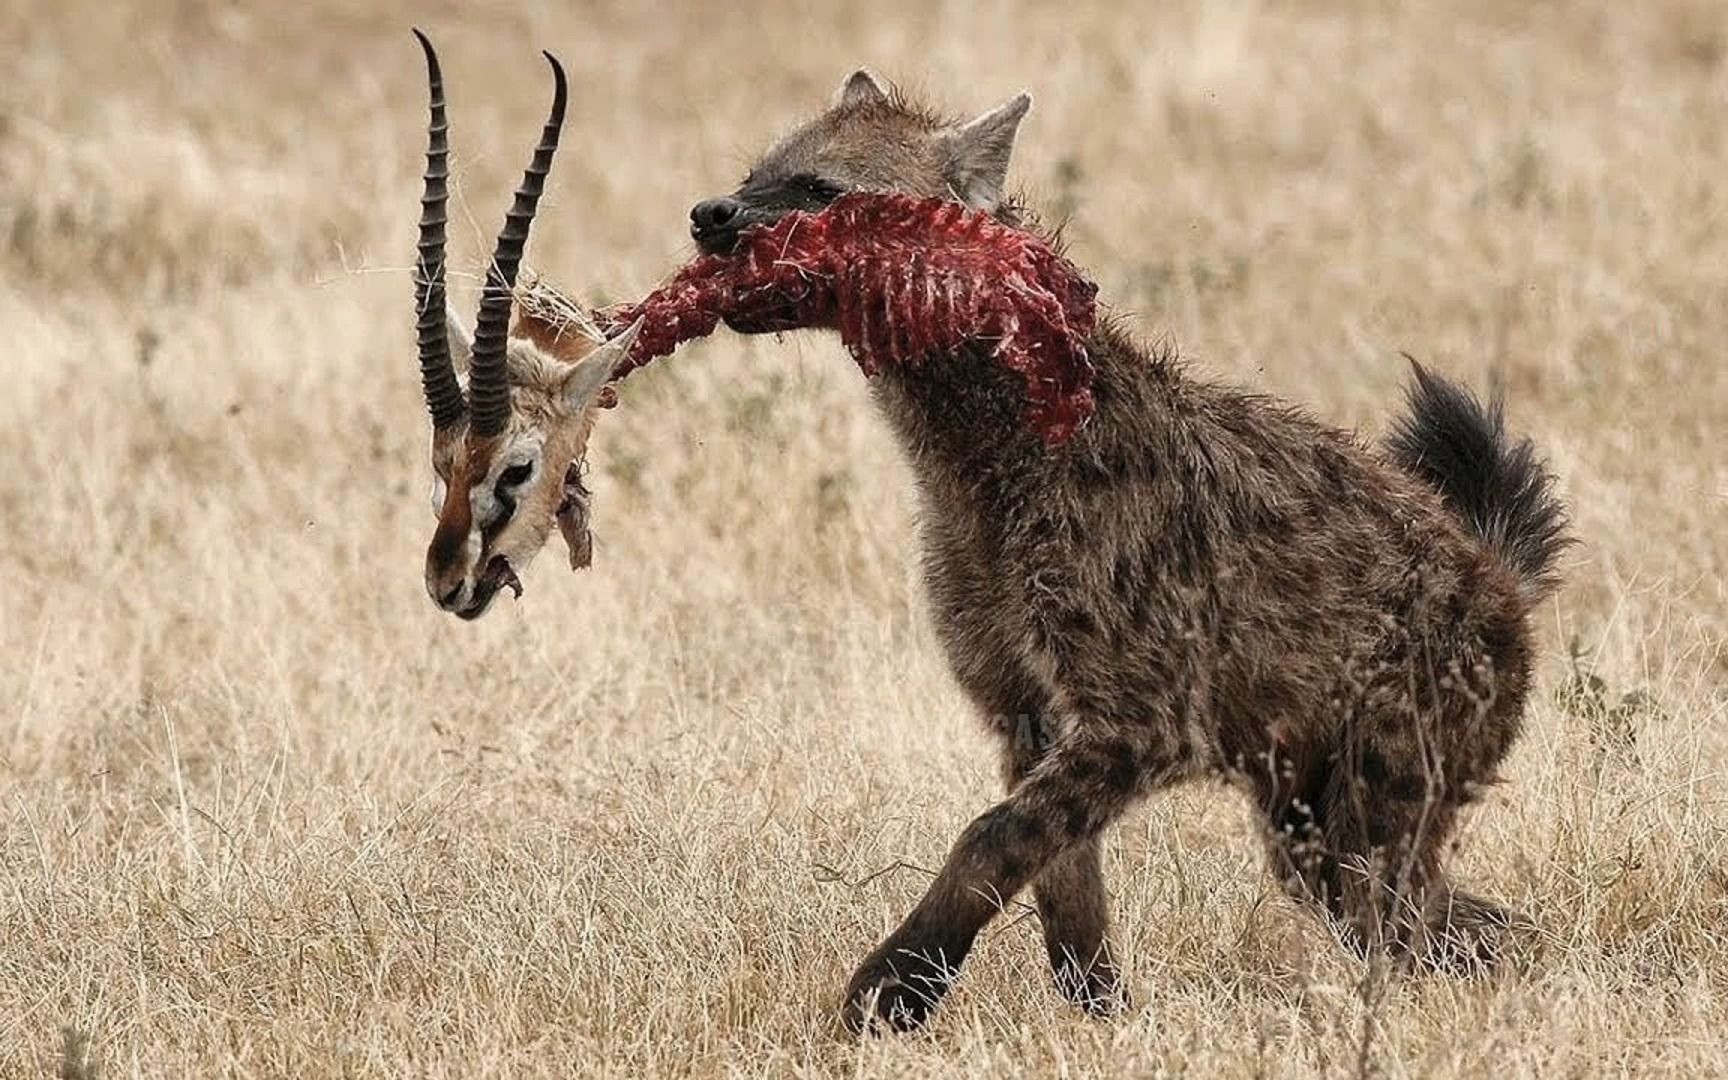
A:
438,582,465,609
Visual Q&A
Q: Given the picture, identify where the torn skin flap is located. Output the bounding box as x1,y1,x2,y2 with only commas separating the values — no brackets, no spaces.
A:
556,463,594,570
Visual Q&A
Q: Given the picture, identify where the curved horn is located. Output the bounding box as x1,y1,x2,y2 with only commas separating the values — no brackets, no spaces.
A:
467,51,569,439
411,29,466,432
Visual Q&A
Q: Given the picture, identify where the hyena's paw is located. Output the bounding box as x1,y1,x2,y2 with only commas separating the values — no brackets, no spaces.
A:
1422,889,1537,975
1051,952,1130,1018
840,949,956,1036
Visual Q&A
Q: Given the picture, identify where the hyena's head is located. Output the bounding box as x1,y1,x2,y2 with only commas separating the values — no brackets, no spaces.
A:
410,31,641,621
688,70,1032,254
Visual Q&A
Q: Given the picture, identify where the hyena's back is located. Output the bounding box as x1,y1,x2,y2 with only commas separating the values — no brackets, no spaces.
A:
886,325,1547,747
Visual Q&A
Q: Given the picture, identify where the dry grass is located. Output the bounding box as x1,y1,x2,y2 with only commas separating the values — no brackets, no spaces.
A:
3,1,1726,1075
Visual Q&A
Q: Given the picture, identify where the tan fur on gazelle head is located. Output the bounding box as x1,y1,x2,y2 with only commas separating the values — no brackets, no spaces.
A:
410,30,642,620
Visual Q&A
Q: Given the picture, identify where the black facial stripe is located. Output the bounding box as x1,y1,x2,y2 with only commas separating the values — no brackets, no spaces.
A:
483,492,516,541
481,463,534,540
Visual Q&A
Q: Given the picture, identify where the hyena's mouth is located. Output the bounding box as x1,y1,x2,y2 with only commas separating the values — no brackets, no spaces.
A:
457,555,524,621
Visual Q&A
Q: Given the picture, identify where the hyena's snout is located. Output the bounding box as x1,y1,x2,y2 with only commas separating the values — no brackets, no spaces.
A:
691,195,770,254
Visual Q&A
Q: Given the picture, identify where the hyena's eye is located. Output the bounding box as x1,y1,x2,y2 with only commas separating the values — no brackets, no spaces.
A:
792,174,844,203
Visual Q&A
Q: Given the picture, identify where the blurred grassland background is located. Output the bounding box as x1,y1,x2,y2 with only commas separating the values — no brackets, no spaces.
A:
1,0,1725,1075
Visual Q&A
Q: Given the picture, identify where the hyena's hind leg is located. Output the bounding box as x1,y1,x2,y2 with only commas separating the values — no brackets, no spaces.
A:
1003,735,1127,1016
1254,733,1525,973
1252,746,1350,933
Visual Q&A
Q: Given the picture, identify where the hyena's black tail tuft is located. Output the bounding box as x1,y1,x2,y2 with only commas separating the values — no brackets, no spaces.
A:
1387,358,1571,605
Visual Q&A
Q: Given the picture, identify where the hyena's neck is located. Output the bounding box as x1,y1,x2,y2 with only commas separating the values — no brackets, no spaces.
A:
871,348,1040,475
868,327,1188,518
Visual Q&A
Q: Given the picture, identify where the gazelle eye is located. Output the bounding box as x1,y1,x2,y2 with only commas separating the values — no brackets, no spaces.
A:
499,462,533,488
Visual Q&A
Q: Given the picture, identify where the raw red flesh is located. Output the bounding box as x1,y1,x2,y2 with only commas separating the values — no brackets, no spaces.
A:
596,193,1099,444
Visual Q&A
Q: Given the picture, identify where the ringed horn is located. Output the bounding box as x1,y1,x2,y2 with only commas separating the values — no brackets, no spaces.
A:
411,29,571,437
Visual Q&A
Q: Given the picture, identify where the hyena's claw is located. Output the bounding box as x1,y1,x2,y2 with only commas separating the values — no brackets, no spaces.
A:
1053,962,1130,1018
1421,890,1538,975
840,953,953,1036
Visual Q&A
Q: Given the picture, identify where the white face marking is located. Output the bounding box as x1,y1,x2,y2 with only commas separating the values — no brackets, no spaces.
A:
429,476,448,517
470,439,542,530
469,484,501,529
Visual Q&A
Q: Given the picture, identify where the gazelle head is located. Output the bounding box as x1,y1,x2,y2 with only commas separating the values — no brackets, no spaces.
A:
410,30,641,620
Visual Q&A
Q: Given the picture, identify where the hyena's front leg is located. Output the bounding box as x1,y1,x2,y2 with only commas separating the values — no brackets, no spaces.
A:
841,734,1148,1034
1034,838,1127,1014
1003,739,1126,1016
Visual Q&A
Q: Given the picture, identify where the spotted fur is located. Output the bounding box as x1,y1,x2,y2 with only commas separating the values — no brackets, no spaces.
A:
688,72,1570,1033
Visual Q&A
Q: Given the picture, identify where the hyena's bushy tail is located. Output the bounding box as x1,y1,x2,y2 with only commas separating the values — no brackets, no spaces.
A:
1386,359,1571,605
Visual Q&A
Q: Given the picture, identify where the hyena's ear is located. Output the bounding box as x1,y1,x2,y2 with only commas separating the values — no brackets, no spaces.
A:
445,305,474,374
835,68,889,108
940,91,1032,211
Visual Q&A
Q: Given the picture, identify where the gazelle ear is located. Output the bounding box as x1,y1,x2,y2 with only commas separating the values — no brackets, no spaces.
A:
560,318,643,413
940,91,1032,210
835,68,889,108
445,305,474,374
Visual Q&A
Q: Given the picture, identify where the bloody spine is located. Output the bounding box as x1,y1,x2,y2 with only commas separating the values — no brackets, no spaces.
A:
598,194,1099,444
